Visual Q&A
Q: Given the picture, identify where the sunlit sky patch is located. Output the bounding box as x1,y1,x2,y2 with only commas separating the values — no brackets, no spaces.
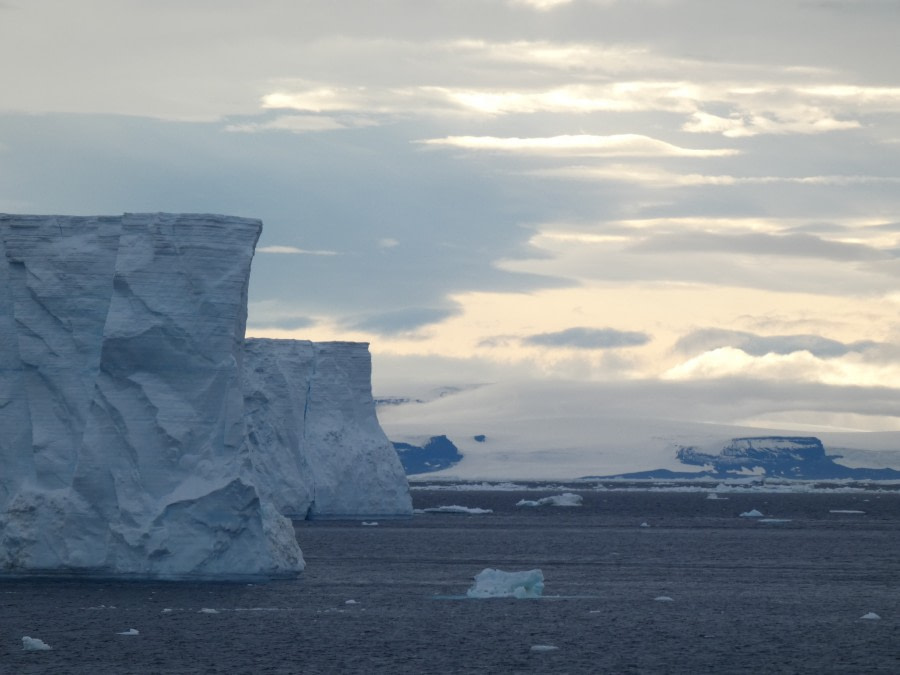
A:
1,0,898,432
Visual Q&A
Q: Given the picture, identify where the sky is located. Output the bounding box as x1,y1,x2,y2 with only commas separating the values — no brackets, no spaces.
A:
2,0,899,435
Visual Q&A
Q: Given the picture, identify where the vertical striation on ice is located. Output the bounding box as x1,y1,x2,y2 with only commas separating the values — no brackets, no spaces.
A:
243,338,412,519
0,213,304,579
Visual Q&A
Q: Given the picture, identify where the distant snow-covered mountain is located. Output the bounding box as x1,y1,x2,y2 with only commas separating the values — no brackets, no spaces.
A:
376,380,900,481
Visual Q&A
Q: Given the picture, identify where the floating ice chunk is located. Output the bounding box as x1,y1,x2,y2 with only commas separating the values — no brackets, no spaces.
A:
516,493,583,508
759,518,792,524
530,645,558,652
654,596,674,602
361,522,379,526
640,522,650,528
830,510,865,514
861,612,881,620
467,568,544,598
345,599,358,605
117,629,139,636
740,509,764,518
22,636,52,651
706,493,727,500
199,608,219,614
423,505,493,514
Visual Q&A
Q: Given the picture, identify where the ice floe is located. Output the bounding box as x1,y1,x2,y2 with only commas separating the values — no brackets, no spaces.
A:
467,568,544,598
22,636,51,651
654,596,674,602
861,612,881,620
530,645,559,652
516,493,583,507
117,629,139,636
740,509,764,518
421,505,493,514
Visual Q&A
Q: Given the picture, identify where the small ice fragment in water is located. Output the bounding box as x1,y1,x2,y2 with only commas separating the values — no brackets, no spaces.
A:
345,599,358,605
22,636,52,651
467,568,544,598
161,608,173,613
422,505,492,514
740,509,764,518
361,521,379,526
640,522,650,528
861,612,881,620
516,493,582,507
199,608,219,614
530,645,558,652
117,629,139,635
654,596,674,602
830,510,865,514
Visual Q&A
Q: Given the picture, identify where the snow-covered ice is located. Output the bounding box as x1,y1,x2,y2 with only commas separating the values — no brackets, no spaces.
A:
467,568,544,598
117,629,139,635
243,339,412,520
530,645,559,652
516,493,583,507
654,596,674,602
421,505,493,514
740,509,765,518
0,213,412,580
0,213,302,580
199,608,219,614
22,636,51,651
861,612,881,620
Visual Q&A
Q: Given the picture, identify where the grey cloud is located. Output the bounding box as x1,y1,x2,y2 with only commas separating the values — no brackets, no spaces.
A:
349,306,462,335
247,316,316,331
628,231,889,262
523,326,651,349
675,328,879,358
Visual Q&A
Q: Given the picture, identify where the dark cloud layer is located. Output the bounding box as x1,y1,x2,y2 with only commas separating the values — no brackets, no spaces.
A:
676,329,879,359
524,326,651,349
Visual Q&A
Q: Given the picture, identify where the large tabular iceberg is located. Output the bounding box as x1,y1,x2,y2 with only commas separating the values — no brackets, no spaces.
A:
0,213,409,580
243,338,412,519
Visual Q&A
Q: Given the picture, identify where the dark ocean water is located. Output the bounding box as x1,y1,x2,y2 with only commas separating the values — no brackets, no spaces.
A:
3,488,900,674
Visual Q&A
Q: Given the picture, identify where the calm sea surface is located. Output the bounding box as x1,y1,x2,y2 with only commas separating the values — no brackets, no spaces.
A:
3,488,900,674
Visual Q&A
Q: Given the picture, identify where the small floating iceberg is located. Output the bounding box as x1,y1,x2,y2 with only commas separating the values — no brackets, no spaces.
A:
422,505,493,514
740,509,764,518
530,644,558,652
467,568,544,598
22,636,52,651
861,612,881,620
517,493,583,507
117,629,139,636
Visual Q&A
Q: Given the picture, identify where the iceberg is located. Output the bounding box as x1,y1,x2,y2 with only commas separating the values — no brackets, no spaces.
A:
0,213,411,580
243,339,412,519
467,568,545,598
516,493,583,507
22,636,52,651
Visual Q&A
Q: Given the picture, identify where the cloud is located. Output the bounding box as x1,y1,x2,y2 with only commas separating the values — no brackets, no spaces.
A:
225,114,379,134
531,164,900,187
523,326,651,349
257,245,339,256
675,329,878,359
509,0,575,9
350,306,461,334
419,134,738,157
627,231,890,262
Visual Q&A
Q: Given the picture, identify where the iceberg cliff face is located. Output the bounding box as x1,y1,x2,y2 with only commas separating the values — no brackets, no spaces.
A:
243,339,412,519
0,214,303,579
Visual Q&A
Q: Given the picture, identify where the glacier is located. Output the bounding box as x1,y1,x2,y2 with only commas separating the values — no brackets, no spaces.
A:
0,213,410,580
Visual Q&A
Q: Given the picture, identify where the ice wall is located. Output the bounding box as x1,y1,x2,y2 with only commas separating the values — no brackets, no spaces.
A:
0,213,303,579
243,339,412,519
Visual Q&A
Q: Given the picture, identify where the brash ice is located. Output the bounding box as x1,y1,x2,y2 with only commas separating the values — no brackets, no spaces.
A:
0,213,410,580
